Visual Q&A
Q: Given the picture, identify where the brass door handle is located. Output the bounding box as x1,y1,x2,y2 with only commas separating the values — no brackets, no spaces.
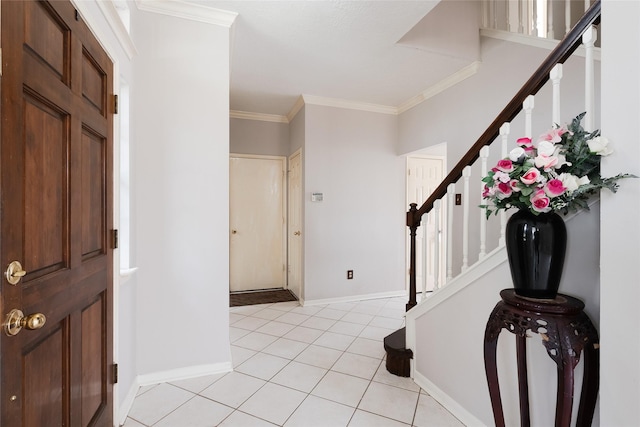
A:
294,231,301,236
5,261,26,285
4,309,46,336
231,230,238,234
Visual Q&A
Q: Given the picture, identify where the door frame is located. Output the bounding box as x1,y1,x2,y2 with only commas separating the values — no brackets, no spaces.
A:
287,148,303,299
405,153,446,295
229,153,287,292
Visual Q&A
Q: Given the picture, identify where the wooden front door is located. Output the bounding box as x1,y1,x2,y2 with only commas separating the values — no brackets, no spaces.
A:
1,1,114,426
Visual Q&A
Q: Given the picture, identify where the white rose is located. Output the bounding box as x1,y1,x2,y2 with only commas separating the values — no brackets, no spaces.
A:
558,173,581,192
588,136,614,156
537,140,556,157
509,147,525,161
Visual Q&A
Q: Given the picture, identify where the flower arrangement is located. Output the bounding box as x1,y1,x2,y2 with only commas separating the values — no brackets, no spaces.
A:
481,112,633,218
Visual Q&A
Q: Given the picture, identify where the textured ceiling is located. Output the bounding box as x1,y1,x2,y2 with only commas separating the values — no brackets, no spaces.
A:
195,0,481,117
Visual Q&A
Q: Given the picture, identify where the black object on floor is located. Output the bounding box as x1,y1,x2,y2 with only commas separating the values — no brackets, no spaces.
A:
384,327,413,377
230,289,298,307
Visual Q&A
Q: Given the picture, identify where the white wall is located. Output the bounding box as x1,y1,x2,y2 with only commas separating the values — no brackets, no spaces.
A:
132,10,231,377
303,105,405,302
230,118,289,156
600,2,640,425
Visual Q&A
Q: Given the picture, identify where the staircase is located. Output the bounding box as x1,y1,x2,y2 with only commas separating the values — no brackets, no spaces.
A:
384,0,603,421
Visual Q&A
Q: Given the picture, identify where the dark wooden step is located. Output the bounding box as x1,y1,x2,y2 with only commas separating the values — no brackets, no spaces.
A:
383,327,413,377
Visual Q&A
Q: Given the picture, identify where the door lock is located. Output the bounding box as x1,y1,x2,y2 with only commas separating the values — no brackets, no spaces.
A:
5,261,27,285
3,309,46,336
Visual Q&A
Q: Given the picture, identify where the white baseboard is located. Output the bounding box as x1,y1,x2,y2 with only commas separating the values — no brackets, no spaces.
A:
413,370,487,427
302,290,408,307
118,378,141,426
117,362,233,425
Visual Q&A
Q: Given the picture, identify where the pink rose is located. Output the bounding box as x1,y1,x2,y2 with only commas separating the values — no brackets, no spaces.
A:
530,189,551,213
496,182,512,199
509,179,521,192
538,127,567,144
534,154,559,171
520,167,541,185
496,159,514,173
544,179,566,197
482,185,494,198
517,137,535,155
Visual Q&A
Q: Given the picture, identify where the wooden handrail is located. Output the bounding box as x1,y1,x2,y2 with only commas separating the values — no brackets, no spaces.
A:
404,0,601,311
411,0,601,222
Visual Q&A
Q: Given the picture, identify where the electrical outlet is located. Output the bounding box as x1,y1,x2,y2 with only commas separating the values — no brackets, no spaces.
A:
347,270,353,280
455,193,462,205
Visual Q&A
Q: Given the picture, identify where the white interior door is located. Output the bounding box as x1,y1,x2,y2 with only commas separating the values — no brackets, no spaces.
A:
287,150,303,299
407,156,445,294
230,155,286,292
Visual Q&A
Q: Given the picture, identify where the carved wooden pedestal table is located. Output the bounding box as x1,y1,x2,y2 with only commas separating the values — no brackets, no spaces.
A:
483,289,599,427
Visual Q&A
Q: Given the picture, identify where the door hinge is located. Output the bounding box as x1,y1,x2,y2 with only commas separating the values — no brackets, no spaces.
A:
112,363,118,384
111,229,119,249
113,94,119,114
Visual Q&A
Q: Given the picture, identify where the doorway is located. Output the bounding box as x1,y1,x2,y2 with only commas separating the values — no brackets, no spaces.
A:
406,155,445,295
229,154,287,292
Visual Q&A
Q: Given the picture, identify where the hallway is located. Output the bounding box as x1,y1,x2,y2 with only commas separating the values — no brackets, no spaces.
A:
124,296,463,426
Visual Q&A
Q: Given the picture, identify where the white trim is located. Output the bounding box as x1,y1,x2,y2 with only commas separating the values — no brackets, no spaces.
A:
287,96,306,123
480,28,601,61
230,110,288,123
135,0,238,28
137,362,233,387
118,378,141,426
96,1,137,59
302,290,407,307
413,370,487,427
301,94,398,116
397,61,482,114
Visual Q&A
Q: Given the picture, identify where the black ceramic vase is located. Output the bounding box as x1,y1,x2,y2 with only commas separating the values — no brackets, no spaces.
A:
505,209,567,299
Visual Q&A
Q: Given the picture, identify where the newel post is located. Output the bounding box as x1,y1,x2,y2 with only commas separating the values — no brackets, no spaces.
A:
406,203,421,311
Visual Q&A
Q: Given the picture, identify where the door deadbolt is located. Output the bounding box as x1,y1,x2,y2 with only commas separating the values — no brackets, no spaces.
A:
4,309,46,336
5,261,26,285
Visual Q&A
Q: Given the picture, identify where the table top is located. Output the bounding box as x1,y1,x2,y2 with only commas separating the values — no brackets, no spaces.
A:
500,288,585,315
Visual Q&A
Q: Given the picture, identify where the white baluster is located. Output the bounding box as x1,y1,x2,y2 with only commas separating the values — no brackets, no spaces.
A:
547,0,554,39
518,0,524,33
565,0,571,36
462,166,471,271
524,95,535,138
550,63,563,125
531,0,538,36
500,122,510,158
585,0,590,12
433,199,441,290
583,25,597,131
421,214,427,301
479,146,490,259
446,183,454,282
499,122,510,246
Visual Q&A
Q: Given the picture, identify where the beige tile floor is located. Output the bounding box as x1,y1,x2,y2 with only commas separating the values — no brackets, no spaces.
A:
124,296,465,426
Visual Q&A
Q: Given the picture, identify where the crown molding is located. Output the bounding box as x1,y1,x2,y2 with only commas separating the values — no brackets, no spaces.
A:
230,110,288,123
286,96,306,122
397,61,482,114
135,0,238,27
301,94,398,115
96,1,138,59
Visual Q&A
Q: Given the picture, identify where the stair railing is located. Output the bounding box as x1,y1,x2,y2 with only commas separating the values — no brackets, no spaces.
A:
405,0,601,311
483,0,596,41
